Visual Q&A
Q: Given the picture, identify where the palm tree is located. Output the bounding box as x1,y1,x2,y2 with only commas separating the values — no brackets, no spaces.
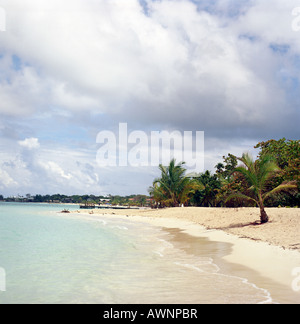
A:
226,153,297,224
149,159,201,207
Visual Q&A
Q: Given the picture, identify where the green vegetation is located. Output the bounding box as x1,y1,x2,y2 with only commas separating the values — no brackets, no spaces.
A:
225,153,297,223
149,138,299,223
255,138,300,207
191,171,221,207
2,194,152,208
148,159,201,207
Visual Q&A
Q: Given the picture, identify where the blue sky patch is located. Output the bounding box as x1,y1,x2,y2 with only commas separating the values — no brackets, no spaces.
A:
269,44,290,55
12,55,22,71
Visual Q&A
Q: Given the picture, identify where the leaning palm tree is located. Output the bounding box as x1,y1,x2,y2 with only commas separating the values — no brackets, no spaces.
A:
226,153,297,224
149,159,201,207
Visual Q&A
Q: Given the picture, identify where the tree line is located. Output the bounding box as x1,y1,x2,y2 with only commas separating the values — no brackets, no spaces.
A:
0,194,151,207
149,138,299,223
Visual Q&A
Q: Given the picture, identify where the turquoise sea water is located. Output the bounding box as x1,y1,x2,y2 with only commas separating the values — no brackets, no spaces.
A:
0,202,273,304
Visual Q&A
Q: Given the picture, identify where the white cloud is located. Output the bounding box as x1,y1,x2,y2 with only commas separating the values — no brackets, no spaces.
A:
0,60,47,116
0,0,299,196
39,161,73,181
18,137,40,150
0,169,17,189
0,0,297,131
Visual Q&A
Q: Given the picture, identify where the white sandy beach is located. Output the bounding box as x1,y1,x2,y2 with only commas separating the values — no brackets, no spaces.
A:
73,207,300,304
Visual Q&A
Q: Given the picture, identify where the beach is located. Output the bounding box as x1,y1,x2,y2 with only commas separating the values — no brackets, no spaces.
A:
75,207,300,304
1,203,299,304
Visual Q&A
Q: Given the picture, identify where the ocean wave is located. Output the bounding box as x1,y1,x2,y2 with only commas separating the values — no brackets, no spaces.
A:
97,219,108,226
110,225,129,231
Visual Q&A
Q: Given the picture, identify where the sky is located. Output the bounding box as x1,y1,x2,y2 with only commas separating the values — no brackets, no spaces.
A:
0,0,299,196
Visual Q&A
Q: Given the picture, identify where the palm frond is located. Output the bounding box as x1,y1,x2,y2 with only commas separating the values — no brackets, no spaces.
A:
225,192,258,206
262,181,298,202
237,152,254,170
150,159,197,207
235,166,259,190
257,155,280,187
179,180,203,205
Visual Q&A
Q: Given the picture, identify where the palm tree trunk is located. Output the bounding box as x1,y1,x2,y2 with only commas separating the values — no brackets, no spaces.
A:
260,206,269,224
258,196,269,224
